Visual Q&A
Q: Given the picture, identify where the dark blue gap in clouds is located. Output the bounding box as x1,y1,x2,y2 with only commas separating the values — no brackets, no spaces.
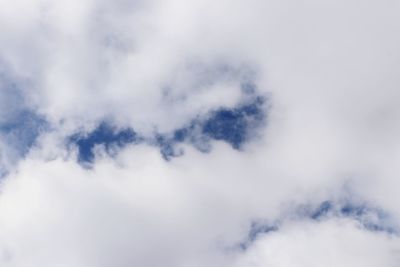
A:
159,94,267,160
202,95,265,149
69,123,139,164
237,201,398,251
68,94,267,164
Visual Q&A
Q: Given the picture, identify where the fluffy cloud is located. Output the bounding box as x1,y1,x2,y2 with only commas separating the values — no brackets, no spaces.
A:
0,0,400,266
235,219,400,267
0,143,399,266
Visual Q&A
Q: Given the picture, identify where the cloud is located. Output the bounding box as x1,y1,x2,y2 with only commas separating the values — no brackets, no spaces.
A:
1,145,399,266
0,62,46,173
234,219,400,267
0,0,400,266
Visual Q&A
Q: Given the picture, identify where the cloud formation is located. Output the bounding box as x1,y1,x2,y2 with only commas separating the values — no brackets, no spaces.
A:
0,0,400,266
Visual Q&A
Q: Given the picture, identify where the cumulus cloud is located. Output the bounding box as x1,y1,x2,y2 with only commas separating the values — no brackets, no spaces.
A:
235,219,400,267
0,0,400,266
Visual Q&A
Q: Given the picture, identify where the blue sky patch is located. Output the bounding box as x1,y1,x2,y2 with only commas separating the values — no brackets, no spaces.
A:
69,123,139,164
310,201,397,234
0,110,47,156
202,95,265,149
69,93,267,164
236,200,398,251
156,94,267,160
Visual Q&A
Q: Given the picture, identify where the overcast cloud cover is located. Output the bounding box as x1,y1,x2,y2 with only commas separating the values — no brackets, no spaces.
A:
1,0,400,266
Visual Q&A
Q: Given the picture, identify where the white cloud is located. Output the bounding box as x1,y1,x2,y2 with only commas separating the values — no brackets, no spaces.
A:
0,144,399,266
235,219,400,267
0,0,400,266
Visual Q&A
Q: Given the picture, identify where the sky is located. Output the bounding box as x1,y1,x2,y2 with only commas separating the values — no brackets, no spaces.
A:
0,0,400,266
